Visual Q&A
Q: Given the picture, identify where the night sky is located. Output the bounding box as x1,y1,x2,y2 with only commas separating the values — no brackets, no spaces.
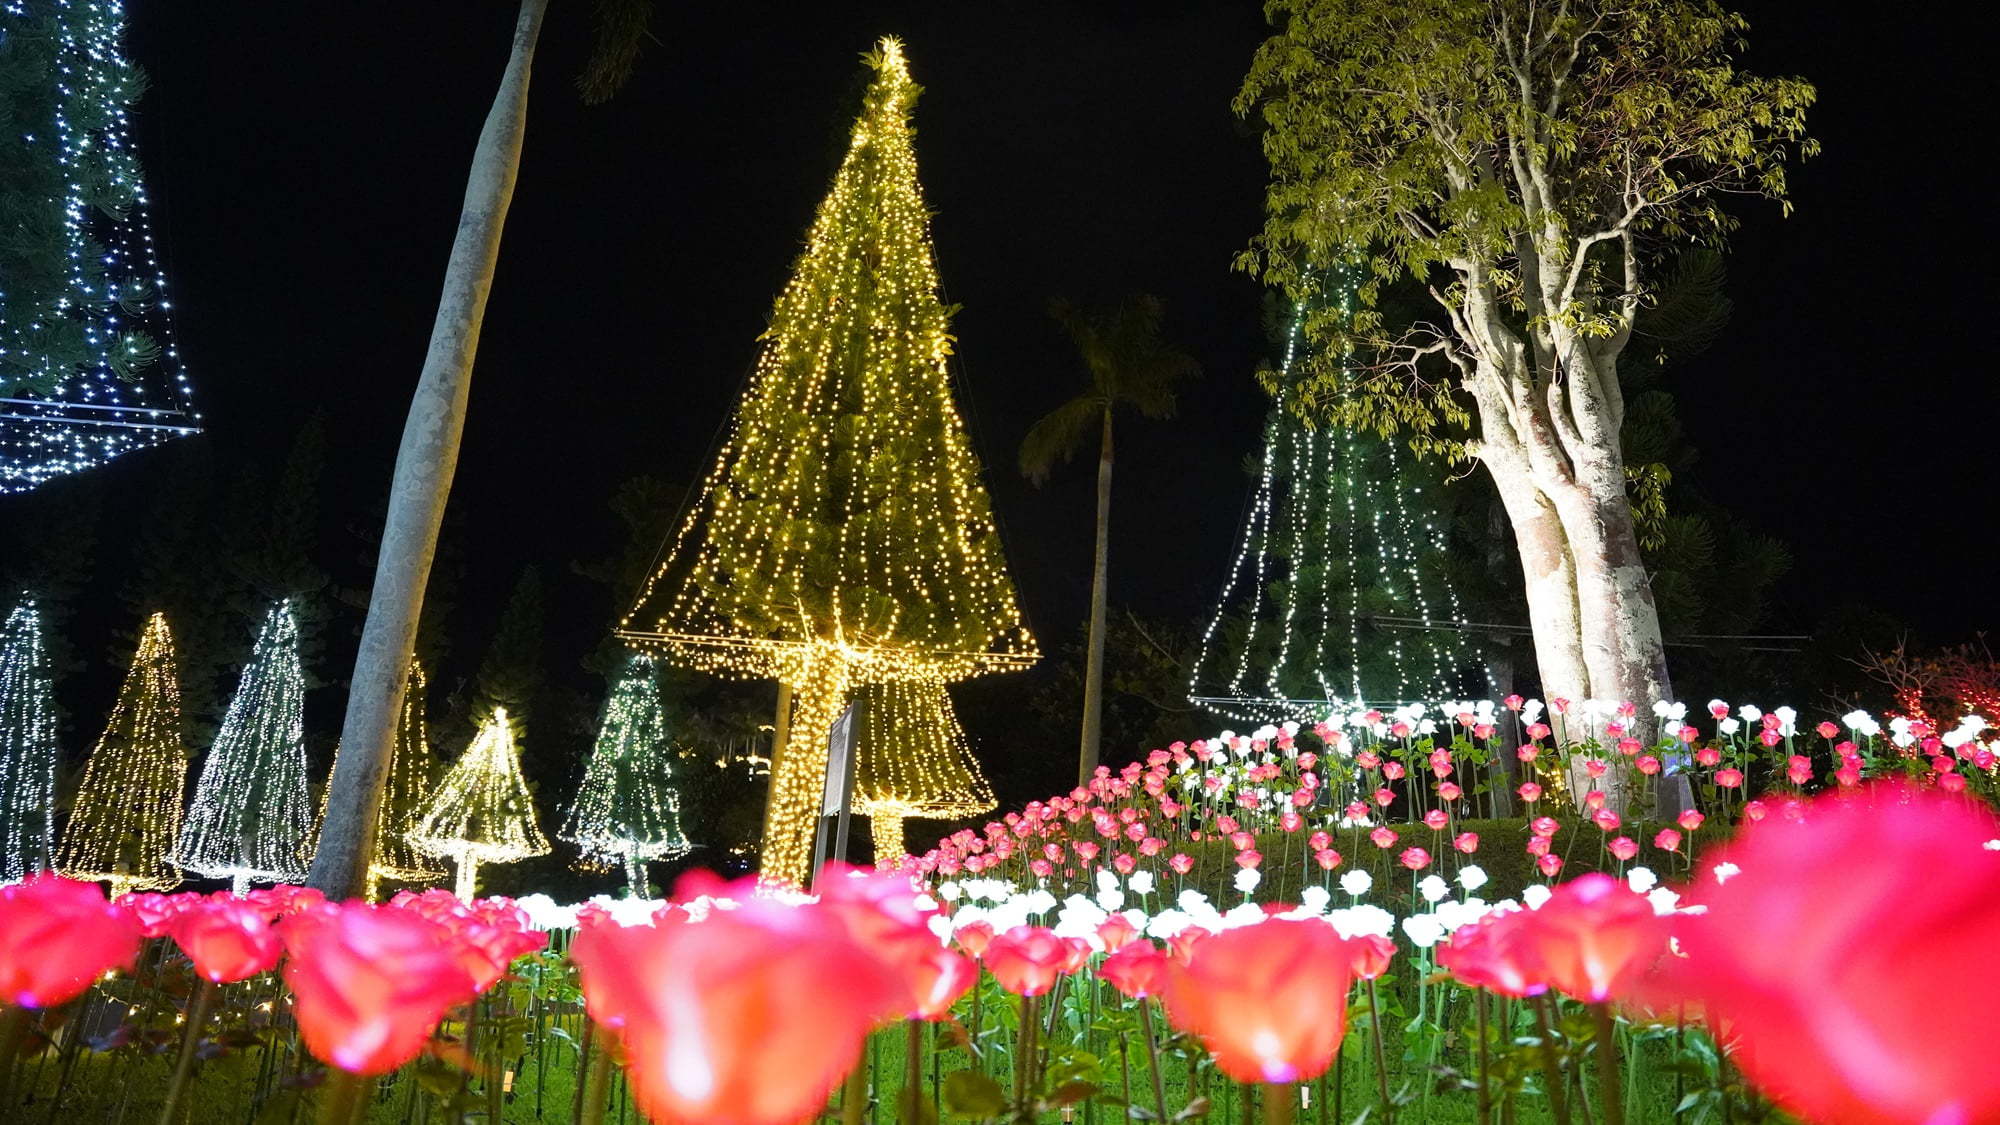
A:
10,1,1991,764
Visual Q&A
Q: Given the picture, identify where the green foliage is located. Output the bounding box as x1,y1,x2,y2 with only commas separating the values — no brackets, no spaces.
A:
0,3,160,396
1020,294,1201,485
1234,0,1816,444
473,566,546,736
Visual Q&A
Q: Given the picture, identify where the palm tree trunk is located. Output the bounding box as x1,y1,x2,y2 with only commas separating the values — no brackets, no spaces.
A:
1079,407,1113,785
308,0,548,898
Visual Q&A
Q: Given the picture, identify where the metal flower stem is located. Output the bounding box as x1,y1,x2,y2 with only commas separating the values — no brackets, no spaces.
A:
156,978,219,1125
1364,978,1394,1124
1474,991,1493,1125
1529,995,1573,1125
1137,1000,1171,1125
1262,1084,1295,1125
1591,1004,1623,1125
1013,993,1040,1109
901,1019,923,1124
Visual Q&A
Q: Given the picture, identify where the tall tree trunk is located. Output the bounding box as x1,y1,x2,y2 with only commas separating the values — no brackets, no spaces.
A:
1078,408,1113,785
308,0,547,898
760,652,852,886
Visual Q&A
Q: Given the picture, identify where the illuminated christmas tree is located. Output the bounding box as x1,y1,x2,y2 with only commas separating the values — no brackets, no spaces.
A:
409,708,549,900
619,39,1034,885
852,676,994,863
171,600,316,893
321,661,444,899
57,612,187,893
0,599,58,882
1191,266,1489,722
562,654,690,897
0,0,200,491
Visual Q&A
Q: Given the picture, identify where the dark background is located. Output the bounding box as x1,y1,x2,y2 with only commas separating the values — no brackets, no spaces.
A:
1,0,1989,881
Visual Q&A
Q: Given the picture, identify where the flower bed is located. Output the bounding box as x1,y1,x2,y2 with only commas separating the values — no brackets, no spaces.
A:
0,699,1995,1124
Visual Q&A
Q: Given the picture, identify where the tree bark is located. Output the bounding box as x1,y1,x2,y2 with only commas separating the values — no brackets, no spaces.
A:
309,0,547,898
760,652,852,886
1078,407,1113,785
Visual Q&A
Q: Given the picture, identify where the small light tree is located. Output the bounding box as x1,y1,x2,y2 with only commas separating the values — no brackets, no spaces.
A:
59,612,188,894
1236,0,1814,805
409,708,549,899
0,599,58,882
172,601,317,893
562,654,691,897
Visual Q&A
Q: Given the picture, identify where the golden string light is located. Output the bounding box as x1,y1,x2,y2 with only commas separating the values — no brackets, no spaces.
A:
853,675,995,863
407,707,549,900
58,612,187,894
617,38,1034,886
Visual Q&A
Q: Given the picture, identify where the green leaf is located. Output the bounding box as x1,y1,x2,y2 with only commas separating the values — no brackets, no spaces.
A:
1048,1080,1100,1107
942,1070,1008,1116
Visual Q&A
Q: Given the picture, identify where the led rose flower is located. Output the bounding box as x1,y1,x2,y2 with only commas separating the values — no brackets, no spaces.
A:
0,876,141,1009
1517,781,1543,803
1314,847,1342,870
983,926,1076,997
1653,828,1682,853
1422,809,1449,831
568,890,902,1125
1438,910,1547,997
1097,913,1140,952
1399,847,1431,871
1715,768,1744,789
1453,832,1480,854
1668,785,2000,1125
280,903,478,1075
1677,809,1704,832
1101,941,1170,999
905,945,977,1020
1607,836,1639,862
1163,920,1356,1083
119,892,196,939
1511,874,1663,1004
168,896,282,984
1369,826,1397,849
953,920,994,958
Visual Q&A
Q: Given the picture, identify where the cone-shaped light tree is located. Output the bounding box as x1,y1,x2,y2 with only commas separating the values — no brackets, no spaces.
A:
619,39,1035,885
1191,265,1489,723
562,654,690,897
852,676,995,863
58,612,188,893
171,601,316,894
320,661,444,900
0,599,58,882
409,707,549,899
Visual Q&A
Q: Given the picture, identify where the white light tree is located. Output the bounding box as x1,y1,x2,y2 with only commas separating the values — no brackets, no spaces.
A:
172,601,317,893
562,655,690,897
0,600,58,882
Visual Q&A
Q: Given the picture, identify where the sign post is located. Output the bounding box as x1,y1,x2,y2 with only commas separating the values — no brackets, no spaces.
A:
810,696,861,883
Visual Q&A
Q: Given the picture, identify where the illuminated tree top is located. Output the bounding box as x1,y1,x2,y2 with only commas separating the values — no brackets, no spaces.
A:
620,39,1034,685
409,708,550,866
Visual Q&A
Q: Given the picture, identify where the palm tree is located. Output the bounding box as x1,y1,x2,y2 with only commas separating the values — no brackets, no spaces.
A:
310,0,656,898
1021,294,1199,785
